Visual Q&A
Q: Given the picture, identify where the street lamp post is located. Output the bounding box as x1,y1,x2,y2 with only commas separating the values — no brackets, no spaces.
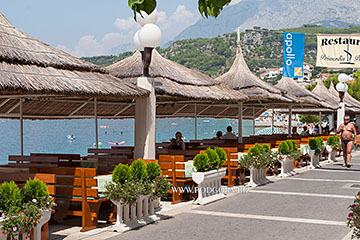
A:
133,10,161,159
336,73,349,129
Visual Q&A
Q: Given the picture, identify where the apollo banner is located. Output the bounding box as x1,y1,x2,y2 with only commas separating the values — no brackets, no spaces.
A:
316,34,360,68
283,32,305,78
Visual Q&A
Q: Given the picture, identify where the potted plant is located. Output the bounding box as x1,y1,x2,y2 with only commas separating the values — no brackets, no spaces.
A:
308,138,320,168
192,148,227,205
104,159,171,233
347,191,360,239
239,144,270,187
326,136,340,162
277,141,296,177
0,180,55,240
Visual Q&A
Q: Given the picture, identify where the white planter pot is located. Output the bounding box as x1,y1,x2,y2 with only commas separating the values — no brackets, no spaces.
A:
192,168,226,205
33,208,52,240
111,195,160,233
248,167,268,188
309,149,320,168
278,155,295,177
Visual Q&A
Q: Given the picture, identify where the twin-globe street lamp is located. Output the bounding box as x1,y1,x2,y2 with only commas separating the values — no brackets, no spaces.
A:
133,10,162,76
336,73,349,128
132,10,162,159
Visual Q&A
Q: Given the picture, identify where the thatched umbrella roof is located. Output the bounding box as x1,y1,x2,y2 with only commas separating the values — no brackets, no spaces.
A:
107,50,247,102
328,81,360,113
275,77,336,110
215,44,294,106
105,50,267,119
0,12,147,99
0,12,150,119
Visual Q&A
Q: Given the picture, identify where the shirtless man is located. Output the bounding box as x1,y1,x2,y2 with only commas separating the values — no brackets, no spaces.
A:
336,115,357,168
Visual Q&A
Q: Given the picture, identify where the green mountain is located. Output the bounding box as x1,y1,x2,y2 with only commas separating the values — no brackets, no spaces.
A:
81,25,360,78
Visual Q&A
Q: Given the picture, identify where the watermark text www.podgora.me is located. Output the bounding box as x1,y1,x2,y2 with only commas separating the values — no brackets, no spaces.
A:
171,186,250,194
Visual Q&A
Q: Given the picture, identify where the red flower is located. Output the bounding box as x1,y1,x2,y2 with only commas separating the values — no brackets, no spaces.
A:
348,212,354,218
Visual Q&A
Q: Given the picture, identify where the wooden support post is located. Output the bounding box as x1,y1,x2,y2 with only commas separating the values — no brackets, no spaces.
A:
80,169,96,232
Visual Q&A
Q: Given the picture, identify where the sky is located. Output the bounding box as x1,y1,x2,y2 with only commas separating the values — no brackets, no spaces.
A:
1,0,241,57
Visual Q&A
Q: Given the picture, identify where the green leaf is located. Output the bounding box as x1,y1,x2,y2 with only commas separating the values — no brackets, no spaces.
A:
129,0,156,19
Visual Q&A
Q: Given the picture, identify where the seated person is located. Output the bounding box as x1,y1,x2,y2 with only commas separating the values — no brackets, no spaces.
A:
168,138,182,150
175,132,186,150
221,126,237,140
301,126,309,136
292,127,298,135
213,131,223,140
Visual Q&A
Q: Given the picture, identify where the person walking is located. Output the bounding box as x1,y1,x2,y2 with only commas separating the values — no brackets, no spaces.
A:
336,115,357,168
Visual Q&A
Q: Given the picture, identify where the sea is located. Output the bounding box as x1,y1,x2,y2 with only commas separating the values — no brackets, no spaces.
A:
0,118,259,165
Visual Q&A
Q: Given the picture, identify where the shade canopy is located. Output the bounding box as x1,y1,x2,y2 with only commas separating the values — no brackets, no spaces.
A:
215,44,295,107
275,77,337,110
106,50,268,119
329,81,360,113
0,12,148,119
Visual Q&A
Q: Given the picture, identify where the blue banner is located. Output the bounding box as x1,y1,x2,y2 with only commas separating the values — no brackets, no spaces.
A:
283,32,305,78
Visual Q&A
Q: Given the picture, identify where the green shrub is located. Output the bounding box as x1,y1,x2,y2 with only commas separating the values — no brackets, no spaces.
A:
193,153,209,172
214,147,227,165
205,148,221,170
278,142,290,155
248,144,262,156
327,136,335,146
21,178,49,204
315,137,324,147
153,176,172,199
309,138,318,150
290,140,298,151
146,162,162,182
239,153,253,169
130,159,148,182
0,181,22,212
113,163,132,185
262,144,271,152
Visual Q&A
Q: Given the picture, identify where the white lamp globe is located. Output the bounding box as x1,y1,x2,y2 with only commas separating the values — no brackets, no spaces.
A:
133,30,144,51
336,82,347,92
338,73,348,83
138,24,162,48
136,9,158,26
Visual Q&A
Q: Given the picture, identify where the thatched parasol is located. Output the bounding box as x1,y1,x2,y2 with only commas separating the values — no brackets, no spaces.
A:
107,50,247,102
215,44,295,106
328,81,360,112
0,12,146,99
0,11,149,119
275,77,337,110
106,50,259,119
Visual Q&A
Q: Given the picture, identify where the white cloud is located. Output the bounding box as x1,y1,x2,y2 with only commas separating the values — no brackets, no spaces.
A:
158,5,199,43
61,5,199,57
113,17,137,30
229,0,242,6
72,35,104,57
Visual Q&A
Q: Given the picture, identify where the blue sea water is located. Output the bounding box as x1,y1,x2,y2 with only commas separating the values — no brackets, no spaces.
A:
0,118,257,165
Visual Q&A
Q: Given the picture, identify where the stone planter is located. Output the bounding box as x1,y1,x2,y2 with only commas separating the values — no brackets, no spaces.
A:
192,168,227,205
309,149,320,169
34,208,52,240
111,195,160,233
0,208,51,240
278,155,295,177
248,167,269,187
326,145,336,162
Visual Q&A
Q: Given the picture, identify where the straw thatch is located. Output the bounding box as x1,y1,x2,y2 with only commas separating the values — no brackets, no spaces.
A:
106,50,248,102
0,12,147,98
215,44,294,105
328,81,360,113
275,77,336,110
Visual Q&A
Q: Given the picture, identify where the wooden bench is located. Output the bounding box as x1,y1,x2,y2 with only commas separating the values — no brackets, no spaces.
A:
31,167,107,232
30,153,81,167
157,149,200,161
158,155,194,204
8,155,59,169
0,173,56,240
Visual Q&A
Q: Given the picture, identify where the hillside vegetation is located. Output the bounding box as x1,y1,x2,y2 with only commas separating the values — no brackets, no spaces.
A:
82,25,360,78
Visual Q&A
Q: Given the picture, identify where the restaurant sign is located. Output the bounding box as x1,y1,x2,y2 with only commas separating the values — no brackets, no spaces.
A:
316,34,360,68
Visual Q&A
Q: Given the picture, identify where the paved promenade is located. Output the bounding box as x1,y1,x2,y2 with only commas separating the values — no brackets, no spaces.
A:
55,152,360,240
